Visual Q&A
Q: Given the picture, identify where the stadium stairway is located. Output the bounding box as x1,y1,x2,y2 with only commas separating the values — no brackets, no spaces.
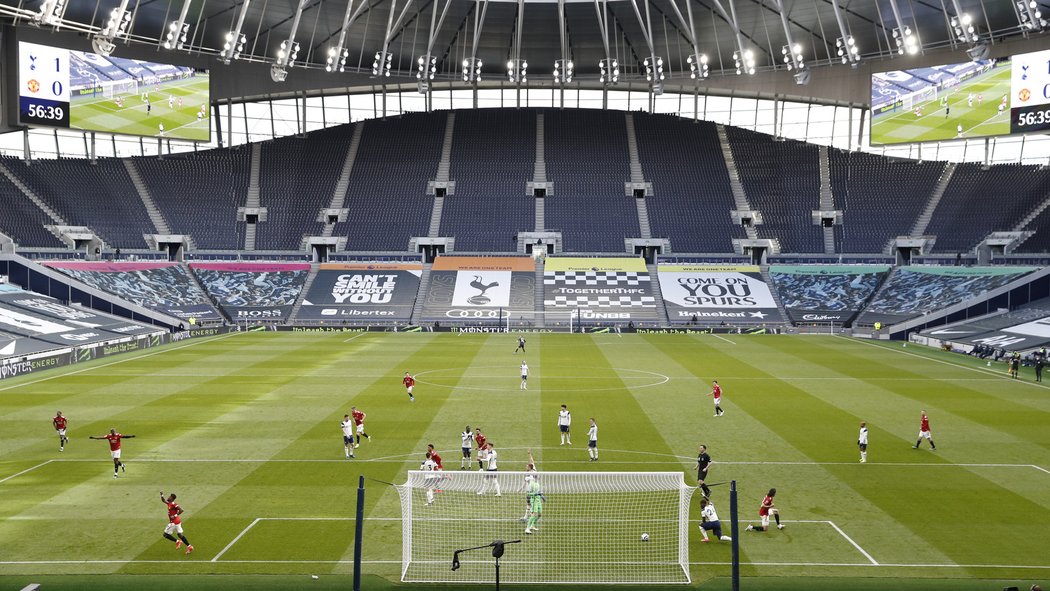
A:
287,263,320,321
0,161,68,227
243,143,262,251
534,258,545,328
534,112,546,232
759,266,790,324
818,146,835,254
909,162,956,238
428,112,456,238
322,124,364,238
185,263,230,323
647,264,670,325
624,114,652,239
122,160,178,241
410,263,433,325
1012,184,1050,236
715,124,758,240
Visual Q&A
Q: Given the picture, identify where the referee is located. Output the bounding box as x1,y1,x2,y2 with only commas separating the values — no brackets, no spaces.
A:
696,444,712,498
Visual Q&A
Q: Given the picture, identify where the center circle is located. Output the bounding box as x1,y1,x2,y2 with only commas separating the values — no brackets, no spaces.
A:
413,366,669,392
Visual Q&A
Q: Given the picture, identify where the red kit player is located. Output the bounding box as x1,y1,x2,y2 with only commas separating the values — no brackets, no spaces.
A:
913,410,937,450
746,488,783,532
709,381,725,417
351,406,371,447
53,411,69,451
89,428,136,478
474,428,488,470
159,492,194,554
403,372,416,402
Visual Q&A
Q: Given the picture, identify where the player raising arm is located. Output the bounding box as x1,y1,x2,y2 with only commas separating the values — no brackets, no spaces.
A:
53,411,68,452
460,426,474,470
746,488,783,532
90,429,135,478
403,372,416,402
521,449,539,521
159,492,194,554
524,460,545,535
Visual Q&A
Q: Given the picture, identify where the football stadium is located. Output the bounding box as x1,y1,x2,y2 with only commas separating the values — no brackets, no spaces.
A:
0,1,1049,590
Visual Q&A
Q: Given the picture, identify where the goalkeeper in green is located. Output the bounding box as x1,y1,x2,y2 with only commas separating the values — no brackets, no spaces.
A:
524,477,544,534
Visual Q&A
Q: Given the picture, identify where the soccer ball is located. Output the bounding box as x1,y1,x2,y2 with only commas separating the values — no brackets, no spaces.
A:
640,533,649,542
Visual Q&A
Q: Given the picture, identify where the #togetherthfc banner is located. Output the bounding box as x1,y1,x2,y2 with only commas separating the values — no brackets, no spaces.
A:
769,265,890,324
295,263,421,322
191,262,310,322
544,258,658,322
421,257,535,323
658,265,782,324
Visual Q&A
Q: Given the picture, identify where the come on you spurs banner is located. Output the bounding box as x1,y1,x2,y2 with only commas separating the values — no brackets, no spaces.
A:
658,265,782,324
295,263,421,322
544,258,658,321
421,257,536,323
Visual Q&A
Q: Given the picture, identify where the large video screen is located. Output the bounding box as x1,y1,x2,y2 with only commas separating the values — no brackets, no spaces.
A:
17,41,210,142
871,49,1050,145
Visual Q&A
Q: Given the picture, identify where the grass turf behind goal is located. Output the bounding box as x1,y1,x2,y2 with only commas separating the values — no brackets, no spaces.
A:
0,332,1047,589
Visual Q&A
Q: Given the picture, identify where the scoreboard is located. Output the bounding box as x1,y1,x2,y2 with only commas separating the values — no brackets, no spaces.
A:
14,41,211,142
1009,48,1050,135
18,42,71,128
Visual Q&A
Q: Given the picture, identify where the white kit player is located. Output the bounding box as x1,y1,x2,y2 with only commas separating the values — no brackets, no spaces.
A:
421,452,439,505
476,444,501,496
587,418,598,462
858,421,868,463
558,404,572,445
520,362,529,390
168,96,174,109
340,414,355,459
460,425,474,470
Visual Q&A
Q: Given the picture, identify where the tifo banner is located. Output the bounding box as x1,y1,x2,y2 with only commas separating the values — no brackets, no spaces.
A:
191,262,310,322
44,261,223,323
0,292,153,333
947,317,1050,350
544,258,658,322
658,265,782,324
769,265,890,324
296,262,421,322
859,266,1035,326
422,257,535,323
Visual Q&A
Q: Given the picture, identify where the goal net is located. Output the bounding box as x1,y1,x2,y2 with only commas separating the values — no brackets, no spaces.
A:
504,310,576,332
902,85,938,111
101,78,139,99
395,470,694,585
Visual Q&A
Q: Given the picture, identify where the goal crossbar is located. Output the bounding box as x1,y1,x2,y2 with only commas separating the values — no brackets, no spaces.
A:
396,470,695,585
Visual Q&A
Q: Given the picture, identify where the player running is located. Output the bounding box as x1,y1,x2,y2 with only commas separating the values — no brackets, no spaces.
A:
858,421,868,463
514,336,526,354
53,411,68,452
710,380,725,416
340,414,355,459
89,428,136,478
587,418,598,462
460,426,474,470
159,492,194,554
699,498,732,542
350,406,371,447
520,361,529,390
474,428,488,470
746,488,783,531
402,372,416,402
558,404,572,445
913,410,937,450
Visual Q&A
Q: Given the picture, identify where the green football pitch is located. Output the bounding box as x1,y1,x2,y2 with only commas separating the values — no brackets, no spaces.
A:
69,76,210,142
871,63,1013,145
1,332,1048,590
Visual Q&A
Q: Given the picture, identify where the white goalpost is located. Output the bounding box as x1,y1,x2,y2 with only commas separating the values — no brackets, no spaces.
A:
902,85,938,111
100,79,139,100
395,470,695,585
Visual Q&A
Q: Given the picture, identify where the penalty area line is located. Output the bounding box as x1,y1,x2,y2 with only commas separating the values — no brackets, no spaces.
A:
827,520,878,565
210,518,261,562
0,460,54,485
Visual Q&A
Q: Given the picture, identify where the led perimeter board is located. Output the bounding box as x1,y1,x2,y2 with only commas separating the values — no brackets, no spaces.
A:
17,41,210,142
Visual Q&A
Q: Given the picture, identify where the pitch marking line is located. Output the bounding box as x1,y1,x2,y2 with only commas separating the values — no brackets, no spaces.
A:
825,521,878,565
210,518,262,562
837,336,1050,391
0,460,54,485
0,331,242,393
708,334,737,345
343,333,369,344
211,517,354,562
1,559,1049,568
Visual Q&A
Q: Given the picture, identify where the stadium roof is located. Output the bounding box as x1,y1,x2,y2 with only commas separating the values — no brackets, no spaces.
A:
2,0,1049,105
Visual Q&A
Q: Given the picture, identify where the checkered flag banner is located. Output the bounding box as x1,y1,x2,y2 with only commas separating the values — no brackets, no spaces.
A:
544,271,656,308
